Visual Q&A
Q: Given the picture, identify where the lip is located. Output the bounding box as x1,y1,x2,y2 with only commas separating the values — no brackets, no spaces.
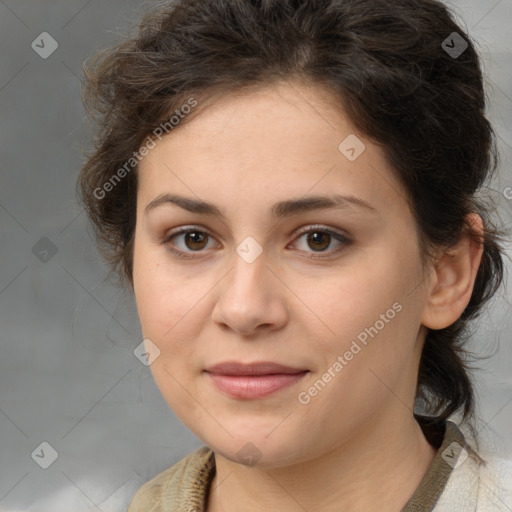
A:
204,361,309,399
205,361,308,376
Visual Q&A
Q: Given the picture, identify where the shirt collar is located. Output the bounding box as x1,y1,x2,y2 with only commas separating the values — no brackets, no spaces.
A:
170,416,469,511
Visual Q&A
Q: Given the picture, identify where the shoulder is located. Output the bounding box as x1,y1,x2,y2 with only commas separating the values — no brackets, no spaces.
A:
127,446,215,512
476,456,512,510
434,419,512,511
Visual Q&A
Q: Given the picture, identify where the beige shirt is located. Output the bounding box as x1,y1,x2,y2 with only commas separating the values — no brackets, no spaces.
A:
127,416,511,511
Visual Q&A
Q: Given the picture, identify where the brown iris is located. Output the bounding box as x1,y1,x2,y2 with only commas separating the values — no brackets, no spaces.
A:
306,231,331,251
184,231,208,250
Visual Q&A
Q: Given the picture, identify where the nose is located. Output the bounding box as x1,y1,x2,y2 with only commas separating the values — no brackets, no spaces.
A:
211,249,288,337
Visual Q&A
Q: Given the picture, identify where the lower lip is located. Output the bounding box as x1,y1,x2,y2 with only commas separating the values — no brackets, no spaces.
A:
205,372,308,399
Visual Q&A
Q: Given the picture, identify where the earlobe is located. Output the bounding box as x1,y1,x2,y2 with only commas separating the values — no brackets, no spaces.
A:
421,213,485,330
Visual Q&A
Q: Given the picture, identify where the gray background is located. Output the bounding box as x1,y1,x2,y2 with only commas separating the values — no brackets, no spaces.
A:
0,0,511,510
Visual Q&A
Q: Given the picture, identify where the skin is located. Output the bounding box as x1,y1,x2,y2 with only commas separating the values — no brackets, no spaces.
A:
132,80,484,511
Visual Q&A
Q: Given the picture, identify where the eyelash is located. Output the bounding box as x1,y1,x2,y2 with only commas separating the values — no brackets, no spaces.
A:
160,225,352,260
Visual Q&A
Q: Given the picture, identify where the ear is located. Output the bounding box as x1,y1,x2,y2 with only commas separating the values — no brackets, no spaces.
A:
421,213,484,330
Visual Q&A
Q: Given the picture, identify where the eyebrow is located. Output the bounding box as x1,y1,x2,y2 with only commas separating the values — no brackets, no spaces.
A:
144,193,378,219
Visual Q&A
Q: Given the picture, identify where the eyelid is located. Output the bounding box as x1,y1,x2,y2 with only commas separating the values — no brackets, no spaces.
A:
292,224,350,241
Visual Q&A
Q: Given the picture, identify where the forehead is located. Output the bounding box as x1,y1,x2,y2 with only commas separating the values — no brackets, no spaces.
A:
136,80,409,221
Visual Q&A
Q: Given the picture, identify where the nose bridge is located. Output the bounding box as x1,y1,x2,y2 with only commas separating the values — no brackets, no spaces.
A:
226,242,268,308
212,240,286,335
223,232,267,292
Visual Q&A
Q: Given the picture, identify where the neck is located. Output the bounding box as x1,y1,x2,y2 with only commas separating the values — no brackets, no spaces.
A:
207,411,437,512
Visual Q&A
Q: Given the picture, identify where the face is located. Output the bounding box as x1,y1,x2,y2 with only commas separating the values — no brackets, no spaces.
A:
132,80,431,468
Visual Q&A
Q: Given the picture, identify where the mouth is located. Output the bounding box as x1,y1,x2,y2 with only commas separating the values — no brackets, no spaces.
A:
203,361,309,399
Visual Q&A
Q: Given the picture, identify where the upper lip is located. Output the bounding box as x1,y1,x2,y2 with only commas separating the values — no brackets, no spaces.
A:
204,361,308,376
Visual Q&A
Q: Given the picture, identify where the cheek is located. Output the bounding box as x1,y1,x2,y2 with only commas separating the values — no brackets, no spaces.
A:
132,246,206,370
133,262,201,408
296,260,403,343
133,241,182,332
298,244,421,379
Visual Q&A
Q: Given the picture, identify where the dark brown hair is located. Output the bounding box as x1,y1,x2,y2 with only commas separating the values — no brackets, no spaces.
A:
77,0,508,422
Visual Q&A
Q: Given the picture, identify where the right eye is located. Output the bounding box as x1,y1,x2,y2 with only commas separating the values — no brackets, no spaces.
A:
162,227,219,258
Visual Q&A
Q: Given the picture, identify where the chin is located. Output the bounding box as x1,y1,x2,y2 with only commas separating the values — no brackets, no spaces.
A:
197,422,311,469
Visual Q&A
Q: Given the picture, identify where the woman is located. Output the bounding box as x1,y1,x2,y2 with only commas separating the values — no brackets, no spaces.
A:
77,0,512,510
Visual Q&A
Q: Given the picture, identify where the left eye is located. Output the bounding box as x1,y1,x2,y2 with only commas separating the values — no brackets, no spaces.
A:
291,228,350,255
